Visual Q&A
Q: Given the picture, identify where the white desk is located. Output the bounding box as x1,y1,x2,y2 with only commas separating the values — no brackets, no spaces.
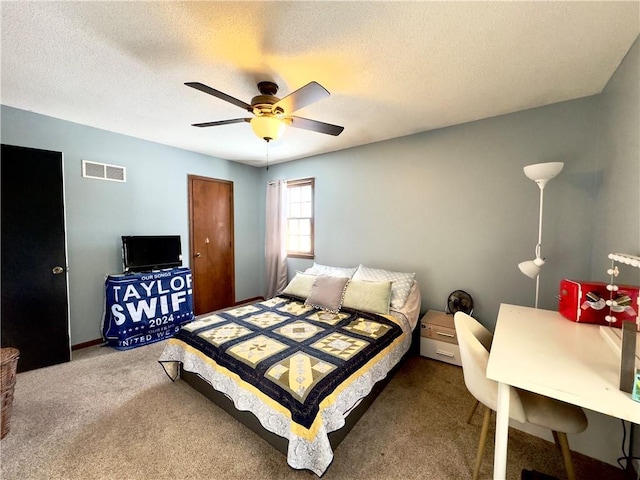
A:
486,303,640,479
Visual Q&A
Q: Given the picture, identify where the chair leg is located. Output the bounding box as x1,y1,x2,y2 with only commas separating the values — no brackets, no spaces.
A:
466,399,480,424
551,430,560,449
473,406,492,480
555,431,577,480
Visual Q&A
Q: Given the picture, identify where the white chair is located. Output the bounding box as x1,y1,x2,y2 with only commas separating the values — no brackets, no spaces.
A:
454,312,588,480
464,318,493,424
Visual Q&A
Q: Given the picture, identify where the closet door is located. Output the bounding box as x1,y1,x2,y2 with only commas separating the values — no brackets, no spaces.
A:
188,175,235,315
1,144,71,372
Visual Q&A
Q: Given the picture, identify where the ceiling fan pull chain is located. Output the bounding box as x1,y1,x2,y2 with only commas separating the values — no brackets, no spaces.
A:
266,140,270,171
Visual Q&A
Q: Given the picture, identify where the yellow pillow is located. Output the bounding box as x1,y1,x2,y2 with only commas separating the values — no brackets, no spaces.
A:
281,272,316,299
342,280,392,315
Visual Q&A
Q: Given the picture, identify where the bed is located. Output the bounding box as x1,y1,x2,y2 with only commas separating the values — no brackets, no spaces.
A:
158,264,421,476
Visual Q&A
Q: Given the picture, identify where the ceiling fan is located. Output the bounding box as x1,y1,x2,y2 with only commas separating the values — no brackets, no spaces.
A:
185,80,344,142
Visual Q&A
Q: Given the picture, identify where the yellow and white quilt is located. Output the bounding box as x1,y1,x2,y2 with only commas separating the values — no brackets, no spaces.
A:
159,295,411,476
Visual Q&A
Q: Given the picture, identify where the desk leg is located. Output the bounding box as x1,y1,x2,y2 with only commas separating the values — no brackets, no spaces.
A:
494,381,510,480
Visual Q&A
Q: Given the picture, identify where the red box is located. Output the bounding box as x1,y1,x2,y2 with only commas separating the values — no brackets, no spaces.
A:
558,279,639,328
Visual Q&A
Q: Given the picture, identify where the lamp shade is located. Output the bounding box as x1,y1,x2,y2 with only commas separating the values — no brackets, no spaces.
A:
518,257,545,278
523,162,564,189
250,116,285,142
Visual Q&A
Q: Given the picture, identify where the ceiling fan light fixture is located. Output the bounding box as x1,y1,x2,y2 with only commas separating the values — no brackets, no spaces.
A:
185,81,344,140
250,115,285,142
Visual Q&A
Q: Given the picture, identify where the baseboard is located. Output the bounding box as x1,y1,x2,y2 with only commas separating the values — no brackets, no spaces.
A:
71,338,104,350
235,296,265,305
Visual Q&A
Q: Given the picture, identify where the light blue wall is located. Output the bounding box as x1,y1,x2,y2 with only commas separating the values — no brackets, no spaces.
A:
0,36,640,464
4,36,636,344
261,36,639,468
265,96,602,330
592,37,640,286
1,106,264,345
262,39,640,328
590,35,640,468
2,35,636,342
1,36,637,468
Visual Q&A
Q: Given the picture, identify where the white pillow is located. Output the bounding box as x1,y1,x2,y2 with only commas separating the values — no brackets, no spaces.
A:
342,280,392,315
304,262,357,278
352,265,415,309
281,272,316,299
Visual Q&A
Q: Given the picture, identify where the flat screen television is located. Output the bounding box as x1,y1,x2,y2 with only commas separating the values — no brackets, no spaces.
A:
121,235,182,273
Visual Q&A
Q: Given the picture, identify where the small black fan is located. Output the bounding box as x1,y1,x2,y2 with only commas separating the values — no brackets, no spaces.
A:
446,290,474,315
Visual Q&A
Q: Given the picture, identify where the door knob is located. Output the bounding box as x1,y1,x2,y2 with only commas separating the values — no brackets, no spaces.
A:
52,266,65,275
195,252,202,258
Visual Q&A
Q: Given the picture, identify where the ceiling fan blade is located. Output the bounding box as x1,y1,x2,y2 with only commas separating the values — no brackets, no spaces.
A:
287,116,344,136
274,81,330,114
185,82,251,111
191,118,251,128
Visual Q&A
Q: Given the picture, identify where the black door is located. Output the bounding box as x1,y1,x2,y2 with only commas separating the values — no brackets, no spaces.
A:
1,144,71,372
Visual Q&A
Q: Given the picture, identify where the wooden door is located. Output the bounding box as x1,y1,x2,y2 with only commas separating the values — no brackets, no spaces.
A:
1,144,71,372
189,175,235,314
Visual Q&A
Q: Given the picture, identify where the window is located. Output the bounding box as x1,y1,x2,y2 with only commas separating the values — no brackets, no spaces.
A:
286,178,314,258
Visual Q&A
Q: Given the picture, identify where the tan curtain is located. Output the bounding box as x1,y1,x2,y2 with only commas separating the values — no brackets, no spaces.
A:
265,180,288,298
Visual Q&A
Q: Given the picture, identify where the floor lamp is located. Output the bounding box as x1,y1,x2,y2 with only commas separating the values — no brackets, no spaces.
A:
518,162,564,308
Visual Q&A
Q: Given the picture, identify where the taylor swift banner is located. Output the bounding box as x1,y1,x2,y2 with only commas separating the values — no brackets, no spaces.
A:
102,267,194,350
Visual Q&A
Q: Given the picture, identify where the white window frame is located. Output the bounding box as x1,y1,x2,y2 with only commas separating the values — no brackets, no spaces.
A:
286,178,315,259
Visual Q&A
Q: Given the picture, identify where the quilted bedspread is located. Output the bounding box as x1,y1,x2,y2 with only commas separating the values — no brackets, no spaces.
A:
159,295,410,475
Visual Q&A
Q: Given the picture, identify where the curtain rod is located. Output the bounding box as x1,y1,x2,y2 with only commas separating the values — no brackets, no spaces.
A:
269,177,310,185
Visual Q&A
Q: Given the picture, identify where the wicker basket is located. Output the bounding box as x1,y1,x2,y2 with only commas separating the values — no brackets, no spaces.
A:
1,347,20,439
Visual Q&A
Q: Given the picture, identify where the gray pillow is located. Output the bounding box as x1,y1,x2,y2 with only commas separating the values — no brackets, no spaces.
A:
304,275,350,313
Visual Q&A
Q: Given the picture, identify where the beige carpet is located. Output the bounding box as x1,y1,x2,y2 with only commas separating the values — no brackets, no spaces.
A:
0,341,626,480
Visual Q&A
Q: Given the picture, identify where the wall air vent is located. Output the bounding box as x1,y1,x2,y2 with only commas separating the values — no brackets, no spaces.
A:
82,160,126,182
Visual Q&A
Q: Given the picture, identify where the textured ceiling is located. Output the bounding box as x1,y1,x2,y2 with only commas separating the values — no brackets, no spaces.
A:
1,1,638,167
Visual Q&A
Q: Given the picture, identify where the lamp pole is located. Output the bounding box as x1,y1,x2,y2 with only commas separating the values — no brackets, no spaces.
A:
533,184,545,309
519,162,564,309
